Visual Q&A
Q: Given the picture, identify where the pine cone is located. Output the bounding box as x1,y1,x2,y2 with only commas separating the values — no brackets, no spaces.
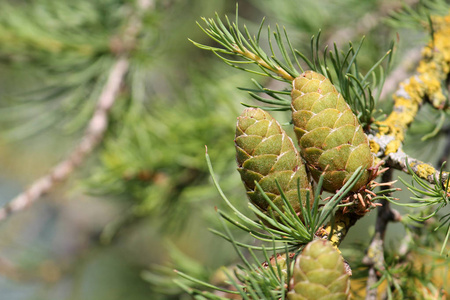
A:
235,108,312,218
288,239,350,300
291,71,373,192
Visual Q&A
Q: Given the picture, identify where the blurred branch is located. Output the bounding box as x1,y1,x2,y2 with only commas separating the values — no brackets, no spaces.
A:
363,169,401,299
325,0,419,48
0,256,21,281
0,0,153,221
0,57,128,221
437,126,450,166
370,14,450,182
378,47,422,101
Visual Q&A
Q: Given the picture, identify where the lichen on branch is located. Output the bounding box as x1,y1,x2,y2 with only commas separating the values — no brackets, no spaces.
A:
373,15,450,156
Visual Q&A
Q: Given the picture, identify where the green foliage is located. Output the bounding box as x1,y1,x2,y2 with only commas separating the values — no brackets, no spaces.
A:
193,8,393,128
0,0,121,137
142,242,213,296
392,161,450,254
0,0,243,299
387,0,450,30
373,227,450,300
86,68,243,238
207,149,365,248
0,0,230,138
176,217,294,300
182,3,450,299
2,0,450,299
0,0,244,240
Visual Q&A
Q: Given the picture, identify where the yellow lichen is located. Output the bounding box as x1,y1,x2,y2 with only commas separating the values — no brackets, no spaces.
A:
385,140,401,155
420,73,443,92
376,122,390,135
369,139,380,154
411,162,436,179
376,95,419,142
321,220,348,249
402,77,425,104
373,13,450,159
316,210,357,249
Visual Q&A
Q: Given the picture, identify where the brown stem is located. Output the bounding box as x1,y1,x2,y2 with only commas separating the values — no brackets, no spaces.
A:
363,169,401,299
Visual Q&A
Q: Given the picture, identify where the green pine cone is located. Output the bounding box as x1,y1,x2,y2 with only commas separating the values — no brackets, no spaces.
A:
288,239,350,300
235,108,312,217
291,71,373,192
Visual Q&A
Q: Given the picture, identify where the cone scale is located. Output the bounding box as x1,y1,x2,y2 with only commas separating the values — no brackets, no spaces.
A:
288,239,350,300
235,108,312,217
291,71,373,192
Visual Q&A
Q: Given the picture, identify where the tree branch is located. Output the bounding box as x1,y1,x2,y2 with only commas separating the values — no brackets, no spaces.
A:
325,0,420,48
368,15,450,185
363,169,401,299
317,209,363,249
378,47,422,101
0,1,152,221
0,56,128,221
386,148,449,184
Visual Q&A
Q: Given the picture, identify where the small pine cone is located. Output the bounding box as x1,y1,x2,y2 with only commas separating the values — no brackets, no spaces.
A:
235,108,312,217
291,71,373,192
288,239,350,300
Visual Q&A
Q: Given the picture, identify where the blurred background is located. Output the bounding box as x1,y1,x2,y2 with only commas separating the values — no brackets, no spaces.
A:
0,0,445,299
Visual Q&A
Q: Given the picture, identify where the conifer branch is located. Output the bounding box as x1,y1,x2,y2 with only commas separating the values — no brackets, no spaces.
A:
0,1,152,221
371,14,450,160
0,57,129,221
316,209,363,248
186,4,450,298
363,170,401,299
367,15,450,217
192,11,299,82
194,12,392,128
385,149,449,184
